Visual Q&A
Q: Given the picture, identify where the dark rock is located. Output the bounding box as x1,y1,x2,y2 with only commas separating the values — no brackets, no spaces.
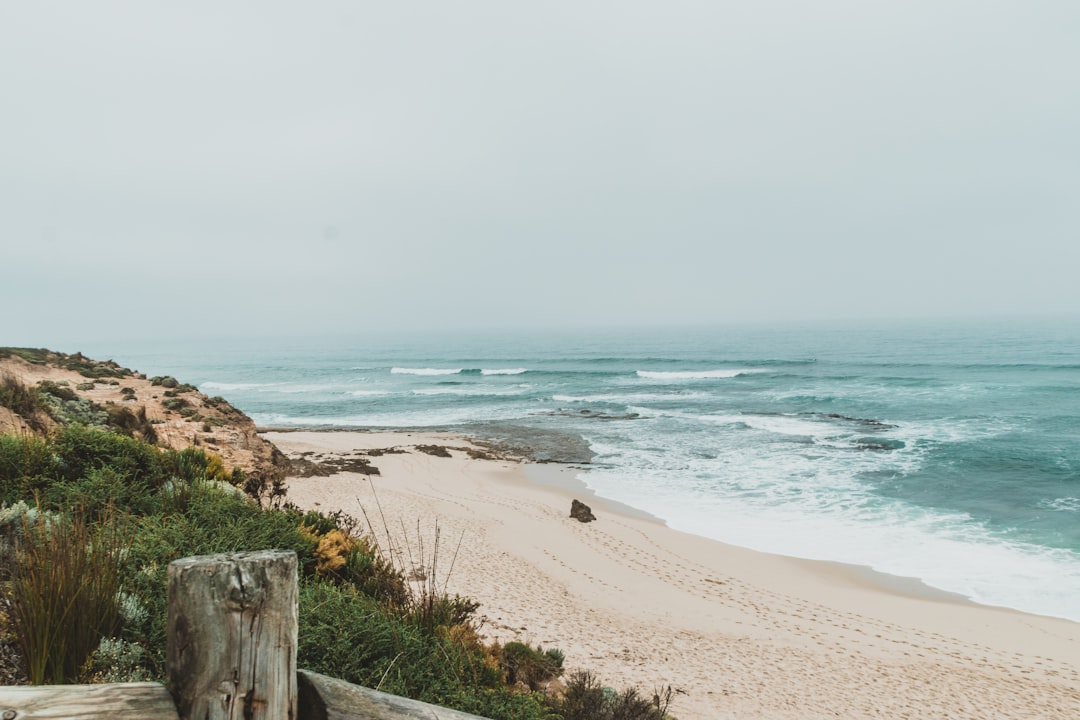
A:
415,444,452,458
570,499,596,523
288,454,380,477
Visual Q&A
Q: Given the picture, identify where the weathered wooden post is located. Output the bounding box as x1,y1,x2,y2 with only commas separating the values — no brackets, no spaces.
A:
167,550,298,720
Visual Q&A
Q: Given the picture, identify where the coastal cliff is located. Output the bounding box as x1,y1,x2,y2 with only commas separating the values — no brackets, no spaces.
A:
0,347,288,489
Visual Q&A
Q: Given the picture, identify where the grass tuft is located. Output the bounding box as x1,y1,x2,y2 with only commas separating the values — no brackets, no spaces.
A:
8,505,129,684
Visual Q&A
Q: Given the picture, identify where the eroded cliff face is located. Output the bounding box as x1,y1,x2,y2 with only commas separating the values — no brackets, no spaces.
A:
0,349,288,487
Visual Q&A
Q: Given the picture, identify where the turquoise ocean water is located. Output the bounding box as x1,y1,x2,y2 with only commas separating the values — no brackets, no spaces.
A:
86,319,1080,621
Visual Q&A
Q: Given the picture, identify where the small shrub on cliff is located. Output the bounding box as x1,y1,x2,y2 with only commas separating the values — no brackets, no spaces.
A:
59,353,128,379
35,383,108,427
161,397,188,412
0,373,49,431
36,380,78,403
104,404,157,444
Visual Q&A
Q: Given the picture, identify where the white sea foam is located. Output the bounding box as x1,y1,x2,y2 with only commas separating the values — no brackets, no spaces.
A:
412,387,523,397
889,416,1014,445
254,403,525,428
708,413,839,439
481,368,528,375
200,381,276,392
1039,497,1080,512
391,367,463,375
636,369,762,380
553,392,709,404
276,383,340,394
579,448,1080,622
347,390,393,397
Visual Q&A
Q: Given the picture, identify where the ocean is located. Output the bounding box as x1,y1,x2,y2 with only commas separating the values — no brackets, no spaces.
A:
86,318,1080,622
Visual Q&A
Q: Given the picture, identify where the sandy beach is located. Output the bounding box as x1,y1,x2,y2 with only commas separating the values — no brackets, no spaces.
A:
266,430,1080,720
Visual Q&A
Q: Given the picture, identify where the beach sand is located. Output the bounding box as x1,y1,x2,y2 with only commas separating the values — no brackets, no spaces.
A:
266,430,1080,720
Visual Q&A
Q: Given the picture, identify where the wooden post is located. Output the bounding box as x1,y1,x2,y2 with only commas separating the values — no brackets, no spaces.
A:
167,550,298,720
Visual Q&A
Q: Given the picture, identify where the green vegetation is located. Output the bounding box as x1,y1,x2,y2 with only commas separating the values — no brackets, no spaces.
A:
555,671,676,720
0,373,49,431
5,504,127,684
0,348,50,365
0,424,674,719
503,642,565,691
0,348,133,379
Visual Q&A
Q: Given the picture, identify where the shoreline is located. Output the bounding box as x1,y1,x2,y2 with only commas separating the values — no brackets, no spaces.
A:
266,428,1080,719
524,462,973,608
260,425,1040,616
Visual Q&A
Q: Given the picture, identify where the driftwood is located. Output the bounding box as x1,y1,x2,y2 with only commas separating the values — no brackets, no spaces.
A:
167,550,298,720
0,682,179,719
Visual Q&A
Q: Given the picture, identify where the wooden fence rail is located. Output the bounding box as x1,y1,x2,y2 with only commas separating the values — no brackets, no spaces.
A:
0,550,490,720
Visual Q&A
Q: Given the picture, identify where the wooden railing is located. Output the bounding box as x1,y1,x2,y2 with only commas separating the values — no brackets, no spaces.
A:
0,550,490,720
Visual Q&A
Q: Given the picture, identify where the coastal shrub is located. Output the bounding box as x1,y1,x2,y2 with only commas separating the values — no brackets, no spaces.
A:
0,372,48,430
0,501,62,577
49,425,161,490
58,354,129,380
341,537,410,606
313,528,355,574
241,467,288,508
503,642,565,691
298,508,348,536
0,347,49,364
36,380,78,403
150,376,179,388
104,404,158,444
295,509,410,602
35,384,108,426
553,671,674,720
203,453,231,484
45,465,155,521
161,397,188,412
297,581,544,718
8,506,128,684
0,433,55,505
80,637,150,683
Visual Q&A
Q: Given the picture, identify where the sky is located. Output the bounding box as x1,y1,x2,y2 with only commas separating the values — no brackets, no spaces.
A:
2,1,1079,345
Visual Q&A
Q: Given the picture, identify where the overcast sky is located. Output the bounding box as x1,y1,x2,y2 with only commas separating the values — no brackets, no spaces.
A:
2,1,1078,345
